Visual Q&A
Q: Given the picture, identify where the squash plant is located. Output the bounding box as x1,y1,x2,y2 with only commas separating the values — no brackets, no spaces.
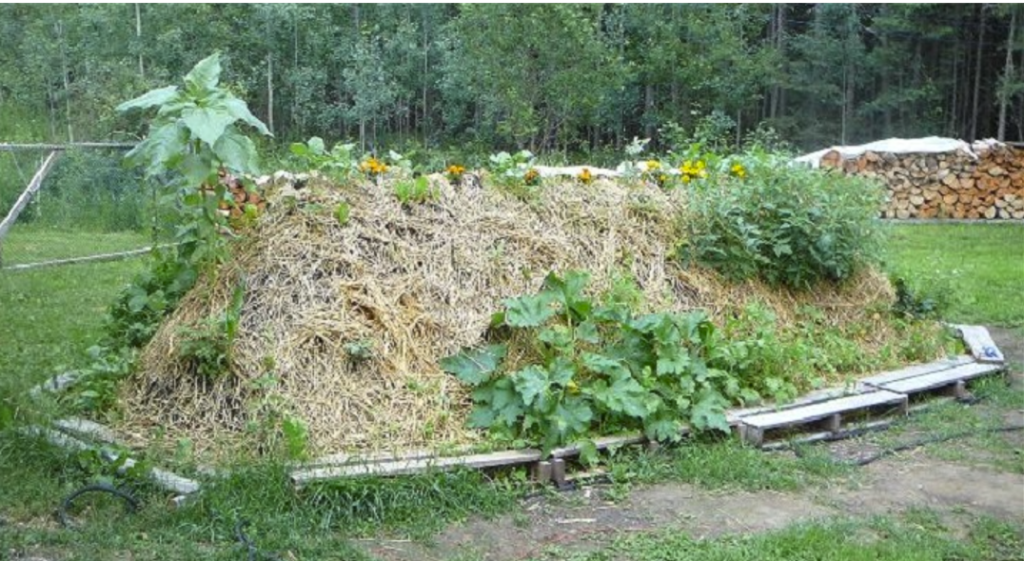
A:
442,271,760,463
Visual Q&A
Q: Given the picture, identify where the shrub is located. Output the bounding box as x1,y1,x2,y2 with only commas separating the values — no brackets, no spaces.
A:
683,158,885,289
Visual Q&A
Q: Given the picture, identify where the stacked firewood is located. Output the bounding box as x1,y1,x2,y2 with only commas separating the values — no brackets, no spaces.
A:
821,144,1023,219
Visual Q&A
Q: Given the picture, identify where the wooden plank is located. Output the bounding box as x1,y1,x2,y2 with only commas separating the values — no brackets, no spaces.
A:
727,386,862,424
296,446,475,470
531,461,553,483
873,362,1003,395
22,426,200,496
28,370,83,397
741,390,907,430
759,419,894,451
0,151,61,242
0,142,136,152
290,448,543,485
856,355,975,390
4,246,160,272
551,459,567,487
550,433,647,459
953,325,1005,363
53,417,119,444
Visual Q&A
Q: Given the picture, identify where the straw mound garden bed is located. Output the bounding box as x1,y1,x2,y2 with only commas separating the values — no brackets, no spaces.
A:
115,173,902,459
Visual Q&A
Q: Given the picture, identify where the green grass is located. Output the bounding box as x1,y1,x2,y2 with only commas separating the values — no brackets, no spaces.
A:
884,223,1024,327
1,226,151,265
530,512,1024,561
865,376,1024,474
0,231,146,396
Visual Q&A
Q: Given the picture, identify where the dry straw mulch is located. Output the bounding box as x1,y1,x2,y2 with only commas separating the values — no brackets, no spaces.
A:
116,173,896,459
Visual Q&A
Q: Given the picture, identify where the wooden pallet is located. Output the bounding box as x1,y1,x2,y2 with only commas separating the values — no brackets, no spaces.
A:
738,390,908,447
863,361,1005,398
855,355,975,391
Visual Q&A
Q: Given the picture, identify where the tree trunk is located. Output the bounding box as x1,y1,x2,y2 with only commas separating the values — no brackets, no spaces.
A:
422,5,429,147
970,5,986,141
56,19,73,142
135,3,144,79
266,53,274,136
644,82,655,140
998,6,1017,141
949,36,959,136
841,64,848,144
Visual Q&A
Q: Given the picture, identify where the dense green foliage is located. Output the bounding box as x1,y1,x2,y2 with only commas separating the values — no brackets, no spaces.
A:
444,272,770,460
684,156,885,289
0,4,1020,157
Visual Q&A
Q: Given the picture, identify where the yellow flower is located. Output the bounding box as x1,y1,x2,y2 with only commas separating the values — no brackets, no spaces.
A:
447,164,466,177
362,157,387,176
524,168,540,185
646,159,661,172
578,167,593,184
731,163,747,178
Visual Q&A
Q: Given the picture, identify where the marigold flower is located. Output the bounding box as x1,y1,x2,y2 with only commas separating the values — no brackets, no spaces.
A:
524,168,540,185
578,167,593,184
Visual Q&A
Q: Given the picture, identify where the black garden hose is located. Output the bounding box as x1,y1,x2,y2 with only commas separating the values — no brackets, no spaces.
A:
803,424,1024,467
56,482,139,528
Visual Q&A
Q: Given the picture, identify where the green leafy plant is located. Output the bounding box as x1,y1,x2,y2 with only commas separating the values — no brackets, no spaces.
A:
68,53,270,410
281,415,310,460
290,137,359,180
117,51,271,267
334,201,351,226
683,156,885,289
66,346,138,413
176,279,245,378
393,176,436,204
891,276,950,320
442,271,759,462
343,339,375,362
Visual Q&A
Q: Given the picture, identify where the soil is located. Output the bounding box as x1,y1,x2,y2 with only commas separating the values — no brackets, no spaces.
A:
360,327,1024,561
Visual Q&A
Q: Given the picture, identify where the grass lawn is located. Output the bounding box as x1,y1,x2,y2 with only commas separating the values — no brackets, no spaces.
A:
883,222,1024,327
0,229,146,396
1,225,152,265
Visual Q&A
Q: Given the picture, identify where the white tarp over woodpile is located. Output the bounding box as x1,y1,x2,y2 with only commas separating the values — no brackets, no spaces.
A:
793,137,991,168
